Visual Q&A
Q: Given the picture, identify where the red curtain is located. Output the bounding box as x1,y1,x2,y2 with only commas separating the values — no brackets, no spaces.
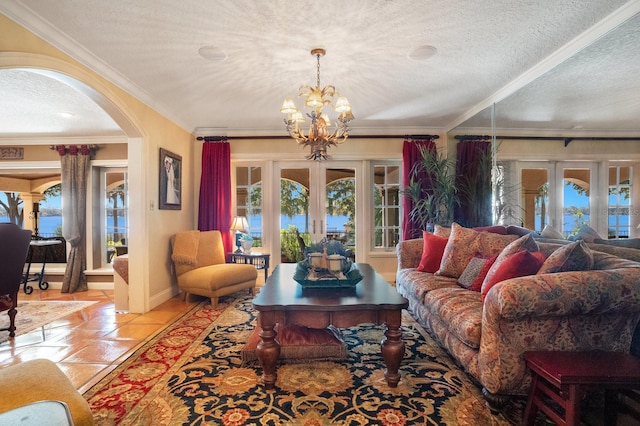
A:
402,136,437,240
455,139,492,227
198,139,233,252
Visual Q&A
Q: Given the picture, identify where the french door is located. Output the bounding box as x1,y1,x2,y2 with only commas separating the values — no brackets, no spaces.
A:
276,161,360,264
518,161,596,237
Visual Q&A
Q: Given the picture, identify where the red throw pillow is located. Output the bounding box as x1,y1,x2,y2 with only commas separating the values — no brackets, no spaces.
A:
416,231,448,273
470,255,498,292
481,250,546,302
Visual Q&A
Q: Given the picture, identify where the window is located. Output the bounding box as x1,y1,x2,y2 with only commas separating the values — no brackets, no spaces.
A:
105,170,128,264
235,166,263,247
373,163,401,249
608,165,632,238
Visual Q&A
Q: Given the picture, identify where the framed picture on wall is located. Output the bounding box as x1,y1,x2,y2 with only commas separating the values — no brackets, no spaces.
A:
159,148,182,210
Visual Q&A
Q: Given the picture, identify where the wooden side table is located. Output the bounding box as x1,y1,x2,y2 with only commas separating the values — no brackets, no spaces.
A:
227,252,270,281
523,351,640,426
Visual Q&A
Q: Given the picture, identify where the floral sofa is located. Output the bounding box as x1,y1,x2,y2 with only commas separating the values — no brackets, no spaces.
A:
395,223,640,411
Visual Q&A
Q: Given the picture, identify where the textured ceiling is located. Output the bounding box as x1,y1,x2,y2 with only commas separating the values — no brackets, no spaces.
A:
0,0,639,138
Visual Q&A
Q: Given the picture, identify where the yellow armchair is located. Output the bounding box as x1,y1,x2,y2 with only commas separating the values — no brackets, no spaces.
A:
171,230,257,307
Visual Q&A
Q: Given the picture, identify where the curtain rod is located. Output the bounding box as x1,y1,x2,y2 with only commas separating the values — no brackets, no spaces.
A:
455,135,640,147
196,134,438,141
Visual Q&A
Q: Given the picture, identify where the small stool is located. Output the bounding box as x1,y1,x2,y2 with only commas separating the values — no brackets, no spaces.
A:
523,351,640,426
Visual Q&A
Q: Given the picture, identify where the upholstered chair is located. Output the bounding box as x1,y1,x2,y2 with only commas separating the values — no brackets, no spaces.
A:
171,230,257,307
0,223,32,337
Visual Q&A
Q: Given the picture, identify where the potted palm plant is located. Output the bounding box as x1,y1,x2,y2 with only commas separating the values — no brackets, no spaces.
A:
403,145,458,232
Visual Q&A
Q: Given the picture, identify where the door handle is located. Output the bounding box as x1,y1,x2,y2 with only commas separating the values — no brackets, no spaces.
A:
320,220,324,234
312,220,316,234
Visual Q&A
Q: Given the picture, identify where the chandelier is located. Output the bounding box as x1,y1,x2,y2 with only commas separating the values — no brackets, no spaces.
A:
280,48,354,161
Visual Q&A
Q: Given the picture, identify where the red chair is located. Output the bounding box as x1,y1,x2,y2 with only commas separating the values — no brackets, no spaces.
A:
0,223,32,337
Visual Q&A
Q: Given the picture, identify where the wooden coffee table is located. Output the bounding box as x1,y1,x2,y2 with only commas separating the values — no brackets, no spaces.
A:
252,262,409,389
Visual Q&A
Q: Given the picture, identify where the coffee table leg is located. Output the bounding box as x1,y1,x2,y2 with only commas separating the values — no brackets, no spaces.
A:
256,313,280,389
381,312,404,387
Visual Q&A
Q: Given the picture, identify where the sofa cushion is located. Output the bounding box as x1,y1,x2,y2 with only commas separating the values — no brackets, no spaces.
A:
506,225,538,237
457,255,488,289
568,224,603,243
437,223,518,278
481,250,546,301
593,238,640,249
434,224,451,238
473,225,508,234
470,255,498,292
396,269,459,303
538,240,594,274
416,231,448,273
482,233,540,288
424,287,483,349
540,224,564,240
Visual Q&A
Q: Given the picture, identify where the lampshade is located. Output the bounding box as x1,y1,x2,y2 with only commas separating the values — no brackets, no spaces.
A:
334,96,352,113
231,216,249,232
280,99,297,114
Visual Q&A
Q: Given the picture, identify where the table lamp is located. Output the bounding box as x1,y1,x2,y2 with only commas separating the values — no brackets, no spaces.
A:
231,216,249,253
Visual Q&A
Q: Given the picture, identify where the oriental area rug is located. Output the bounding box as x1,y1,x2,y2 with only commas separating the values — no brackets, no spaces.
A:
0,300,97,344
84,296,534,425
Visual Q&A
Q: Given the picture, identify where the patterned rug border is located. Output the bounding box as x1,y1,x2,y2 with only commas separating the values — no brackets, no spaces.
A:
83,297,232,423
0,300,97,344
84,297,211,387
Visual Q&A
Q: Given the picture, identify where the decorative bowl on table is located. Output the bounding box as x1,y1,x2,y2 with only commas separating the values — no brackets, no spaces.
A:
293,258,362,288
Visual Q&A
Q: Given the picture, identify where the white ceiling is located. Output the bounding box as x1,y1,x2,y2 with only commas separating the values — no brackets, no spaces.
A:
1,0,639,139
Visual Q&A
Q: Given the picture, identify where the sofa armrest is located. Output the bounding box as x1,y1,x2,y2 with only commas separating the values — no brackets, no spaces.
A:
484,267,640,319
478,267,640,395
396,238,424,270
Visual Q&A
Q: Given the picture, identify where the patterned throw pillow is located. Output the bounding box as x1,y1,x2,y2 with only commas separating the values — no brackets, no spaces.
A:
434,224,451,238
457,255,488,289
481,250,547,302
481,233,540,291
416,231,448,273
538,240,594,274
471,255,497,292
568,224,602,243
540,224,564,240
437,223,518,278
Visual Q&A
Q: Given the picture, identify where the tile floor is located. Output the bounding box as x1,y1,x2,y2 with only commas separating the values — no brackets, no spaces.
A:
0,288,202,394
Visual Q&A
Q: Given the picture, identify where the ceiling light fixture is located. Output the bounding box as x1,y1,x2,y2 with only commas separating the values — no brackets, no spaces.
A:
281,48,354,161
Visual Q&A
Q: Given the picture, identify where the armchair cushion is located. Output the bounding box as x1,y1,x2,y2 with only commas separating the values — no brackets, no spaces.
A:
171,230,199,266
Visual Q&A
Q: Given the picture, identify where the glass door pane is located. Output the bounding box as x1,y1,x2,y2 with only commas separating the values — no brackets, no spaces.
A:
561,167,592,238
324,167,356,259
279,167,311,263
277,162,359,265
521,168,549,233
235,166,263,248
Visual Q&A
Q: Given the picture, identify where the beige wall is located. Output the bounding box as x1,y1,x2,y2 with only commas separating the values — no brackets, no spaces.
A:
0,14,194,312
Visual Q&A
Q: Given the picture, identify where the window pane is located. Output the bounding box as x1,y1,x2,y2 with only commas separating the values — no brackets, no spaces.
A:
236,166,263,248
373,163,400,249
521,168,549,233
608,166,632,238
